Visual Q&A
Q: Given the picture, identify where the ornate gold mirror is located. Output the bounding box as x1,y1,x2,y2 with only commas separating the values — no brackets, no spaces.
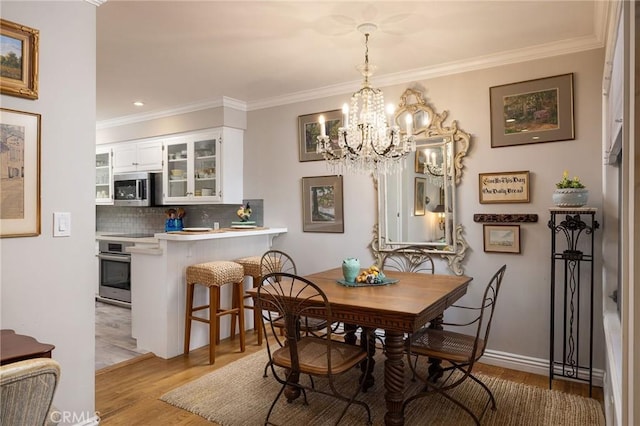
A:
371,88,471,275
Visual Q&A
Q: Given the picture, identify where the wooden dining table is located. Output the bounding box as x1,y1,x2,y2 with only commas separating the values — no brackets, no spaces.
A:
249,267,472,426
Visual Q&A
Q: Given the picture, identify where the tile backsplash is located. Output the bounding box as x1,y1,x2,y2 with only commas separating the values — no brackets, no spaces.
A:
96,199,263,234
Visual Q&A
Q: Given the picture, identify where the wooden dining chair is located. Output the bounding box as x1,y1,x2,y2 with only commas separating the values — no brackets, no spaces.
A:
403,264,507,425
257,272,372,426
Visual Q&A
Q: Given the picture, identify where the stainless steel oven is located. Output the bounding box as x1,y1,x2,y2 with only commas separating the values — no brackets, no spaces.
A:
98,240,133,304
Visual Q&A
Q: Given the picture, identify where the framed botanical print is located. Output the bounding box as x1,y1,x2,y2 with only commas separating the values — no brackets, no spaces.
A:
0,19,39,100
0,108,41,237
302,175,344,233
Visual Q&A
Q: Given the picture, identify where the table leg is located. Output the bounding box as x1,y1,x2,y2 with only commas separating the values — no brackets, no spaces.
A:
427,314,444,381
360,327,376,392
384,330,405,426
344,323,358,345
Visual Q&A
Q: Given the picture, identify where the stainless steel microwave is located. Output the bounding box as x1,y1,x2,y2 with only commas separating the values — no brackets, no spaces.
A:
113,172,158,206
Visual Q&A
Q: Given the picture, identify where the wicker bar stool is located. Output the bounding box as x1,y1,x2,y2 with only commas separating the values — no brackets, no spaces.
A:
233,256,264,345
184,260,246,364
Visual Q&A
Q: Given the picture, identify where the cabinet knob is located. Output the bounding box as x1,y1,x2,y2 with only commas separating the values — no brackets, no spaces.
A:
615,118,623,123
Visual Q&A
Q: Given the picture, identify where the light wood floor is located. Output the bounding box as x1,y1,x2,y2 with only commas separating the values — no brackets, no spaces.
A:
96,331,604,425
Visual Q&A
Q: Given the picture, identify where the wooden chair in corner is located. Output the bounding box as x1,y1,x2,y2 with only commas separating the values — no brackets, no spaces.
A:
258,272,372,426
1,358,61,426
403,264,507,425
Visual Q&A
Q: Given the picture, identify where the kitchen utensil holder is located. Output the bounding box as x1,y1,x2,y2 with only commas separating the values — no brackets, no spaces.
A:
165,218,183,232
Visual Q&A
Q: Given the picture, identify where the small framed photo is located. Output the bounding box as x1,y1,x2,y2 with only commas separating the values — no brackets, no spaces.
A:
298,110,342,162
0,19,39,100
414,177,426,216
302,175,344,233
479,170,530,204
490,73,574,148
483,224,521,254
0,108,41,237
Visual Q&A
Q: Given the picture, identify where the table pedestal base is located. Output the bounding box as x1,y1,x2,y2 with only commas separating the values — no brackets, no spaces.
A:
384,330,406,426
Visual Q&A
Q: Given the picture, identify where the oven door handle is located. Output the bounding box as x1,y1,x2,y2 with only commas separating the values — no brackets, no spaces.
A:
98,253,131,263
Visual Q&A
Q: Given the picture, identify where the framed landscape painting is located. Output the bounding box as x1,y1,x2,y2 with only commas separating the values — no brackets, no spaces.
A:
302,175,344,233
0,19,39,100
298,109,342,162
490,73,574,148
0,108,41,237
483,224,521,254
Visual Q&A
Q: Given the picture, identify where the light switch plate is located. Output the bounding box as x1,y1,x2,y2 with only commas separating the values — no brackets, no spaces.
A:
53,212,71,237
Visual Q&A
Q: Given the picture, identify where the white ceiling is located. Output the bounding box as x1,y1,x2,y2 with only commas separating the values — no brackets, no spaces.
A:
96,1,607,126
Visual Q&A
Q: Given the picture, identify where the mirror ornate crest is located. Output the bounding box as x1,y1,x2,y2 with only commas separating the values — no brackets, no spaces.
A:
371,88,471,275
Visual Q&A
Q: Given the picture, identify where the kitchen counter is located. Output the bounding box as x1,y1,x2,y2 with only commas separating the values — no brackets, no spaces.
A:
96,232,158,244
156,227,287,241
129,226,287,359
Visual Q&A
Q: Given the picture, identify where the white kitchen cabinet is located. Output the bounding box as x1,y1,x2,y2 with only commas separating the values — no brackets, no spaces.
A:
112,139,163,173
95,147,113,204
159,127,243,205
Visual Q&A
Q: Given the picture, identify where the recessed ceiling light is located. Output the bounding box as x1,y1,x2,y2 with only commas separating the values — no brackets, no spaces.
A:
133,101,144,107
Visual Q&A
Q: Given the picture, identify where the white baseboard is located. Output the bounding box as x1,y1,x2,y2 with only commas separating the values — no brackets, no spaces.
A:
71,415,100,426
480,349,604,387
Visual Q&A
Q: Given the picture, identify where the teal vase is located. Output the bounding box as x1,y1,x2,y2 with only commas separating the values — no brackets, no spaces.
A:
342,258,360,283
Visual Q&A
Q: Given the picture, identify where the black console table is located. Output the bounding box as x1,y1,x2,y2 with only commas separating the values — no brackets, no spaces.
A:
548,208,598,396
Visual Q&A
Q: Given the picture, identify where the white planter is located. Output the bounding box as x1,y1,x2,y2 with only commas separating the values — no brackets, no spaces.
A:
552,188,589,207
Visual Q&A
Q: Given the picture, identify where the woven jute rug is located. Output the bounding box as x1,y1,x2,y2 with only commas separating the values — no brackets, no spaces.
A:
160,349,604,426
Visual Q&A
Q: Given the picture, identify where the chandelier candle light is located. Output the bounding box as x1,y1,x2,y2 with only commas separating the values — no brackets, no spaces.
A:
316,23,416,175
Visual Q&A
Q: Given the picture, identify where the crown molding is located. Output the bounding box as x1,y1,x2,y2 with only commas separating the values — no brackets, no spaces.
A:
97,34,605,128
96,96,246,130
248,34,603,111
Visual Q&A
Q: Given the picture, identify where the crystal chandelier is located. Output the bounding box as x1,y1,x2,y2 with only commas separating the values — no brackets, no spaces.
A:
421,142,453,188
316,23,415,175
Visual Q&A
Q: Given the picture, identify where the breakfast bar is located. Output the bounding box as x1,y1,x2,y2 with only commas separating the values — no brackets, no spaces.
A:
129,227,287,359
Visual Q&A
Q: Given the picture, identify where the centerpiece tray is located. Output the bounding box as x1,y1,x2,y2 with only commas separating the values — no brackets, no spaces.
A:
336,278,399,288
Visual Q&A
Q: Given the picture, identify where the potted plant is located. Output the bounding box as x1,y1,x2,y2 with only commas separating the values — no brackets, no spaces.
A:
552,170,588,207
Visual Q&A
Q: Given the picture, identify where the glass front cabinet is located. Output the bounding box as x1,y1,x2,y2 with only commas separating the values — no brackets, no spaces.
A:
95,147,113,204
160,127,243,205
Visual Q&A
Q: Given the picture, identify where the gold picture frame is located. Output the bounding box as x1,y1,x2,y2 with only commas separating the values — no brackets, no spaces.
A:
0,19,39,100
0,108,41,237
302,175,344,233
298,110,342,162
479,170,530,204
483,224,521,254
490,74,574,148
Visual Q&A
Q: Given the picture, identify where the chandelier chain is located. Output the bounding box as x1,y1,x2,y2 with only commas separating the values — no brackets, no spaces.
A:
315,25,415,175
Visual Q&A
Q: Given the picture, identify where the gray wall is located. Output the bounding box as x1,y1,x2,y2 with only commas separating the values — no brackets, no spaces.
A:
0,1,97,420
244,48,606,370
